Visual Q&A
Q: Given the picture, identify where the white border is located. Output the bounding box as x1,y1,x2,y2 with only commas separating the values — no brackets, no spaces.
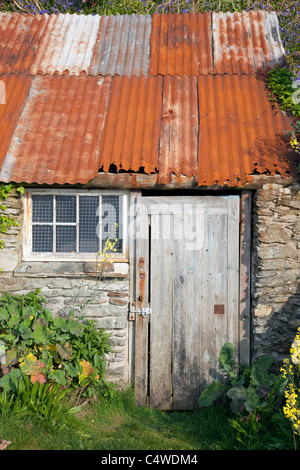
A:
23,188,129,262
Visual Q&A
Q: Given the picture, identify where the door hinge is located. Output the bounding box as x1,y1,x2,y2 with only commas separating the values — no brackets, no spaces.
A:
129,304,152,321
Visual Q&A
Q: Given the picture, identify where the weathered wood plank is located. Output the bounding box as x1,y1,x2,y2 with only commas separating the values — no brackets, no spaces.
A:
150,213,173,409
227,196,240,362
134,197,150,406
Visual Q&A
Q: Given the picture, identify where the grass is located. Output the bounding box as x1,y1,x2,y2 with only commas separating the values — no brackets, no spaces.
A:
0,387,240,450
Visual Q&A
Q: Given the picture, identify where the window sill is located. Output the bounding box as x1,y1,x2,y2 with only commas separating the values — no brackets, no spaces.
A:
14,259,129,278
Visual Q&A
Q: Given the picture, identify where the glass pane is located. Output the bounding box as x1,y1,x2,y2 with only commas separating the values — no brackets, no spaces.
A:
79,196,99,253
32,195,53,223
32,225,53,252
56,226,76,253
102,195,122,253
56,196,76,223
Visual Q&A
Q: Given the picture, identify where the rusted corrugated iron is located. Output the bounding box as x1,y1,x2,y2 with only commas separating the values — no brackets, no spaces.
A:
0,74,296,187
0,13,49,74
0,74,34,167
149,12,213,76
0,13,101,76
0,75,111,184
90,14,152,77
158,75,198,183
212,10,286,74
197,74,294,185
0,12,151,77
98,75,163,174
29,13,101,76
0,11,286,77
0,12,296,188
94,75,296,186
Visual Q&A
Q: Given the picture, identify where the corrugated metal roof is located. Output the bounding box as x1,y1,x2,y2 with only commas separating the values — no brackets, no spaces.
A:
0,11,286,77
0,12,297,187
98,75,163,173
29,13,101,76
0,74,111,185
196,74,293,186
148,12,213,76
0,13,48,74
0,73,297,186
212,10,287,74
0,74,34,167
90,14,152,77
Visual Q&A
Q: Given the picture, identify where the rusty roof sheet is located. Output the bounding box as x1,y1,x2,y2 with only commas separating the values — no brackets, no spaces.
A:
0,74,34,167
148,12,213,76
90,14,152,77
98,75,163,174
0,74,111,185
0,11,286,77
212,10,286,74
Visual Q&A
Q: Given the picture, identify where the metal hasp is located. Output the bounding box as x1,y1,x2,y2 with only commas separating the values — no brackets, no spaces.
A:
129,303,152,321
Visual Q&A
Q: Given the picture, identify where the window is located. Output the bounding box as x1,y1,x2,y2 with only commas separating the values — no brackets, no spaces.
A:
24,190,128,259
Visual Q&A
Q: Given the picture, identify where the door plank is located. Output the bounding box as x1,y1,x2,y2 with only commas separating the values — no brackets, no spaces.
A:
227,196,240,359
134,198,150,406
150,213,173,409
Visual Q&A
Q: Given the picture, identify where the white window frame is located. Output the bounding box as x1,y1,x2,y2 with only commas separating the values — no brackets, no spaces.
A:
23,189,129,261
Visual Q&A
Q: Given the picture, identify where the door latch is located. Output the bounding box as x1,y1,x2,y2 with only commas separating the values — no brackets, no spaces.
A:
129,304,152,320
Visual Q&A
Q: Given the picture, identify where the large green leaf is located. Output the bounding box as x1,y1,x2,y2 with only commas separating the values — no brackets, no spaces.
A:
57,342,72,360
198,380,226,407
0,307,9,322
49,369,68,385
64,363,79,378
67,319,85,337
0,369,24,393
219,342,236,376
33,318,53,346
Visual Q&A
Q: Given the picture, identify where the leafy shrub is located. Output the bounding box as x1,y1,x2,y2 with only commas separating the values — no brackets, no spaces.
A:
280,327,300,445
267,66,300,117
198,342,300,449
0,289,112,396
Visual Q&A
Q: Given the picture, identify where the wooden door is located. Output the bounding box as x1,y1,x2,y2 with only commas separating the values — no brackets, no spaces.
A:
132,195,240,410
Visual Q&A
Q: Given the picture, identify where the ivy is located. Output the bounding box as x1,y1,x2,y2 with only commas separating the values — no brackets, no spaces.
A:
0,183,24,249
266,66,300,161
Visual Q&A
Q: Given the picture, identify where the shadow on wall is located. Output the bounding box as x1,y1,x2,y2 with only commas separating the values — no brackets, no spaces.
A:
251,276,300,366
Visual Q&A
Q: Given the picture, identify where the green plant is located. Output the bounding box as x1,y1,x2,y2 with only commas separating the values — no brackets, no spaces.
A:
0,289,112,396
0,370,81,428
280,327,300,448
267,66,300,116
198,343,293,449
0,183,24,249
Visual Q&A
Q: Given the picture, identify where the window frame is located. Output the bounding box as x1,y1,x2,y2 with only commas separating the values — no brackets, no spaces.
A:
23,189,129,261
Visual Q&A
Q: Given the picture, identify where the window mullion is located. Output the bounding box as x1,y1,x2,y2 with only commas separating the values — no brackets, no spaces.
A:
53,195,56,253
99,195,102,253
76,194,79,254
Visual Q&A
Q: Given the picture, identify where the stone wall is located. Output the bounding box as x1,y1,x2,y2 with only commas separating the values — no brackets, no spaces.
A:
0,190,130,387
251,182,300,363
